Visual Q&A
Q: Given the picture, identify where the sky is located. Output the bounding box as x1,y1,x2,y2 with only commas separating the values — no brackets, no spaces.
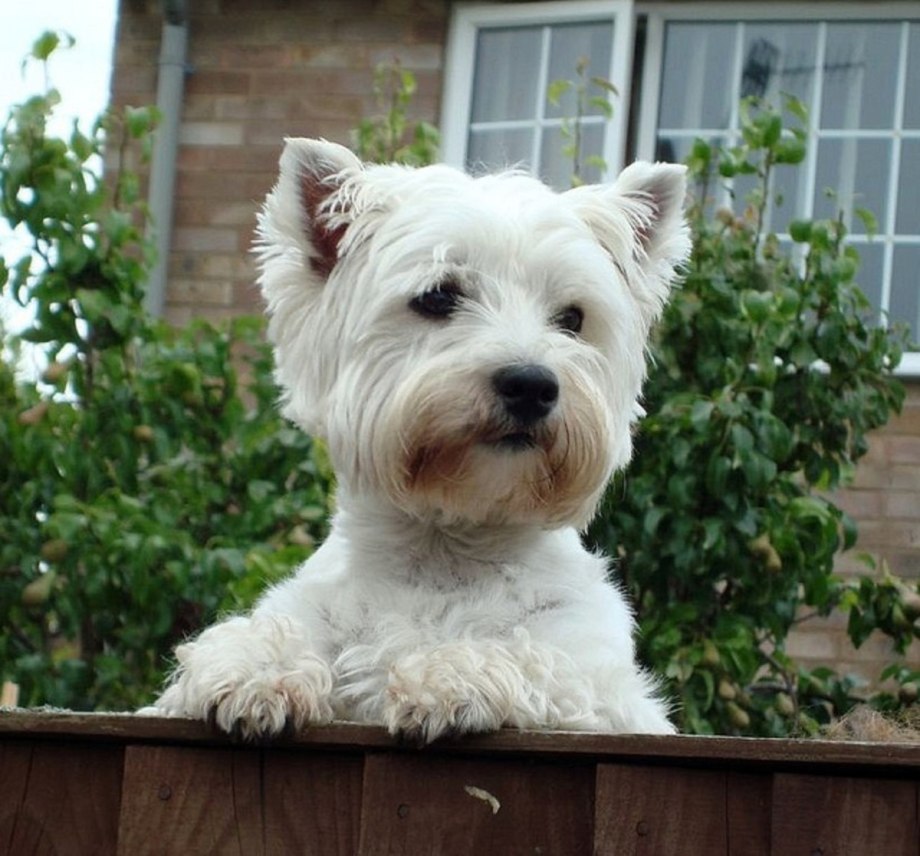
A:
0,0,118,133
0,0,118,360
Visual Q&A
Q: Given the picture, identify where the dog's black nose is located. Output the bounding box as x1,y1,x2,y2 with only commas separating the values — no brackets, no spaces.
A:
492,364,559,424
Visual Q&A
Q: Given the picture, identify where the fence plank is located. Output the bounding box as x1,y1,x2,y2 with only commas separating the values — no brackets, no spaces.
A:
594,764,728,855
261,750,364,854
0,740,122,856
358,752,594,855
725,772,771,856
771,773,918,856
117,745,263,856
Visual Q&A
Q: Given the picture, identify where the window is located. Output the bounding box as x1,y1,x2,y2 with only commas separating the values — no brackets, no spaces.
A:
441,1,634,186
441,2,920,373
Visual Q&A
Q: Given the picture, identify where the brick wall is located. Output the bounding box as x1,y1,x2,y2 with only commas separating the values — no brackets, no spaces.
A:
111,0,447,325
109,0,918,692
788,382,920,685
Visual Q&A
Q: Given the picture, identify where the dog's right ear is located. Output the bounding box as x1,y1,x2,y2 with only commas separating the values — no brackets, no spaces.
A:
255,139,364,435
266,138,364,280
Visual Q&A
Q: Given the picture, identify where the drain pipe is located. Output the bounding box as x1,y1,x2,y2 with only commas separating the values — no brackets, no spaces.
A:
144,0,188,317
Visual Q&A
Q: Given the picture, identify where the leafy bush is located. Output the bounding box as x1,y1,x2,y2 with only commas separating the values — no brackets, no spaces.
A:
0,35,330,710
587,97,916,735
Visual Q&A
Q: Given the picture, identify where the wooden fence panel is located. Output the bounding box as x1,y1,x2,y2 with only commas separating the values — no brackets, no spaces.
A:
3,713,920,855
261,750,364,855
118,745,263,856
0,741,123,856
724,772,771,856
771,773,919,856
358,753,594,855
594,765,732,856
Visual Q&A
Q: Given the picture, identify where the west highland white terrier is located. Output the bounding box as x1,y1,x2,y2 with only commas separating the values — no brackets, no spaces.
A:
146,139,690,743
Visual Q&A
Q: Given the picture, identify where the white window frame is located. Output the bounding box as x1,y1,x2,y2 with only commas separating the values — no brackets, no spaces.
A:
637,2,920,376
440,0,635,179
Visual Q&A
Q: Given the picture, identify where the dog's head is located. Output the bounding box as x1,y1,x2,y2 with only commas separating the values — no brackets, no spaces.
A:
256,139,689,528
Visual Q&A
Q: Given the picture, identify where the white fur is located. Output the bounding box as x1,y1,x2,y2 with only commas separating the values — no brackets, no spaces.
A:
144,140,690,742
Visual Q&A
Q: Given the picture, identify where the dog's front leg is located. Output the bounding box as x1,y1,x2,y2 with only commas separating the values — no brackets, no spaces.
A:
145,614,334,739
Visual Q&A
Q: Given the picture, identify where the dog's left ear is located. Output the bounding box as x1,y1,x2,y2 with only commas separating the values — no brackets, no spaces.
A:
566,161,690,325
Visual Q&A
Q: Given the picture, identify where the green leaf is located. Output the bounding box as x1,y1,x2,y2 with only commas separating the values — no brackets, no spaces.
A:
31,31,67,61
774,137,806,165
788,219,811,242
590,77,618,95
854,207,878,238
784,94,809,124
546,79,571,106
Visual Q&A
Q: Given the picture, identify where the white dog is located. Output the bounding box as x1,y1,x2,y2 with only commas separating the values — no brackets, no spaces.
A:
146,139,690,743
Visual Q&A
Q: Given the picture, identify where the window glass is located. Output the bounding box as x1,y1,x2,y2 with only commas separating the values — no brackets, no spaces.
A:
545,23,614,120
890,247,920,338
897,140,920,234
812,139,892,229
740,24,817,115
467,128,533,174
855,242,885,320
654,17,920,343
464,18,616,184
659,24,735,129
540,124,606,188
905,24,920,129
820,23,900,130
471,28,543,123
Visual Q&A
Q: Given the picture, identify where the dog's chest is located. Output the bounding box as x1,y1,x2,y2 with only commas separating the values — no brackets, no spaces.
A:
336,561,568,646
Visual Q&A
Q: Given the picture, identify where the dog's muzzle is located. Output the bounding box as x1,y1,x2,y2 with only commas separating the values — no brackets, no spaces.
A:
492,364,559,449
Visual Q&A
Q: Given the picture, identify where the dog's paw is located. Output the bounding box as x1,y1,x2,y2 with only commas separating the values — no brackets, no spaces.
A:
208,667,335,740
150,615,335,740
382,644,524,744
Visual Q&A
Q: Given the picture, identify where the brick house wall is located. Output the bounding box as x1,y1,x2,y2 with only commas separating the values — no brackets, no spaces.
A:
111,0,447,326
110,0,918,689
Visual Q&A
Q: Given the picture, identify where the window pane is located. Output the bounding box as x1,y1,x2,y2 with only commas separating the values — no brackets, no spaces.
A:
905,24,920,130
813,139,891,229
656,134,729,164
540,124,605,188
820,23,900,130
732,157,805,235
471,28,542,123
854,242,885,320
545,22,614,120
890,246,920,343
897,140,920,234
659,23,736,129
740,24,817,113
770,157,806,233
467,128,533,172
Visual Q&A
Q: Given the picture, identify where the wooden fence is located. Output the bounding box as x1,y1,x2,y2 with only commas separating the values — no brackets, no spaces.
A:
1,710,918,855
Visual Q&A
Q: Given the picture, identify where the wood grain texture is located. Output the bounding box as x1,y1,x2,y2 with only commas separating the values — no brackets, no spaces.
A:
261,750,364,855
358,752,594,855
725,772,771,856
594,764,728,856
0,740,123,856
771,773,919,856
118,745,263,856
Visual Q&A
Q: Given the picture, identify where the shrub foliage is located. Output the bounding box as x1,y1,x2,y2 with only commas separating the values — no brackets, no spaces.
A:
588,97,916,734
0,35,330,710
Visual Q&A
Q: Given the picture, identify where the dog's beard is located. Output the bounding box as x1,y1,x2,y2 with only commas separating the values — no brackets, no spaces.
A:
376,368,615,528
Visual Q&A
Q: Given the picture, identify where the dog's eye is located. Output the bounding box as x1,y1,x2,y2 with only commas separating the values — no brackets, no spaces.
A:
409,283,463,319
553,305,584,335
